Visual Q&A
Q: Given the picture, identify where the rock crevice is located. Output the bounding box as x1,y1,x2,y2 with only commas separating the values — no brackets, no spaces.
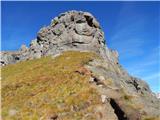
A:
109,98,128,120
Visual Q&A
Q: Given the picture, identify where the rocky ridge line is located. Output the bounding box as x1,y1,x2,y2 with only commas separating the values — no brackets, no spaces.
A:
0,10,118,66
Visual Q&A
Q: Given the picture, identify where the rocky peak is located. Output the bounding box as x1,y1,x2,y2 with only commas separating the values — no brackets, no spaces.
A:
36,11,106,57
1,10,118,66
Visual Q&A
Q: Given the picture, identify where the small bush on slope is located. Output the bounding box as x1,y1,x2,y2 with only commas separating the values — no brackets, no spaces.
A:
2,51,101,120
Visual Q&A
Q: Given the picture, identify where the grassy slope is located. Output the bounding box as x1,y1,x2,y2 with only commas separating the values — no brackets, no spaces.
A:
2,51,101,120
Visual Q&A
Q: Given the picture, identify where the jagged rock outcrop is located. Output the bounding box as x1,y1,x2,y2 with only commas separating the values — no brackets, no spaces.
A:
0,10,118,66
86,58,160,119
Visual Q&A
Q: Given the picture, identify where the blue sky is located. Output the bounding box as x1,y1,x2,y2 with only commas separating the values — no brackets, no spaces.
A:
1,1,160,93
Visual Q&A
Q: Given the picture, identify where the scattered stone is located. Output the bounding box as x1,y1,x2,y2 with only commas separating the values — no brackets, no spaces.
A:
49,114,58,120
89,77,94,83
51,53,61,59
8,109,17,116
101,95,107,103
95,104,118,120
99,76,105,81
98,84,103,87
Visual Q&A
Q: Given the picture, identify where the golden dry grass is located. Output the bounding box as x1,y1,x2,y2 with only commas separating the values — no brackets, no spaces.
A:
1,51,101,120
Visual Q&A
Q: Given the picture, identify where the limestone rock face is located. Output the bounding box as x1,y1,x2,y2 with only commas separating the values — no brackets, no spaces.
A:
0,11,118,66
36,11,108,59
